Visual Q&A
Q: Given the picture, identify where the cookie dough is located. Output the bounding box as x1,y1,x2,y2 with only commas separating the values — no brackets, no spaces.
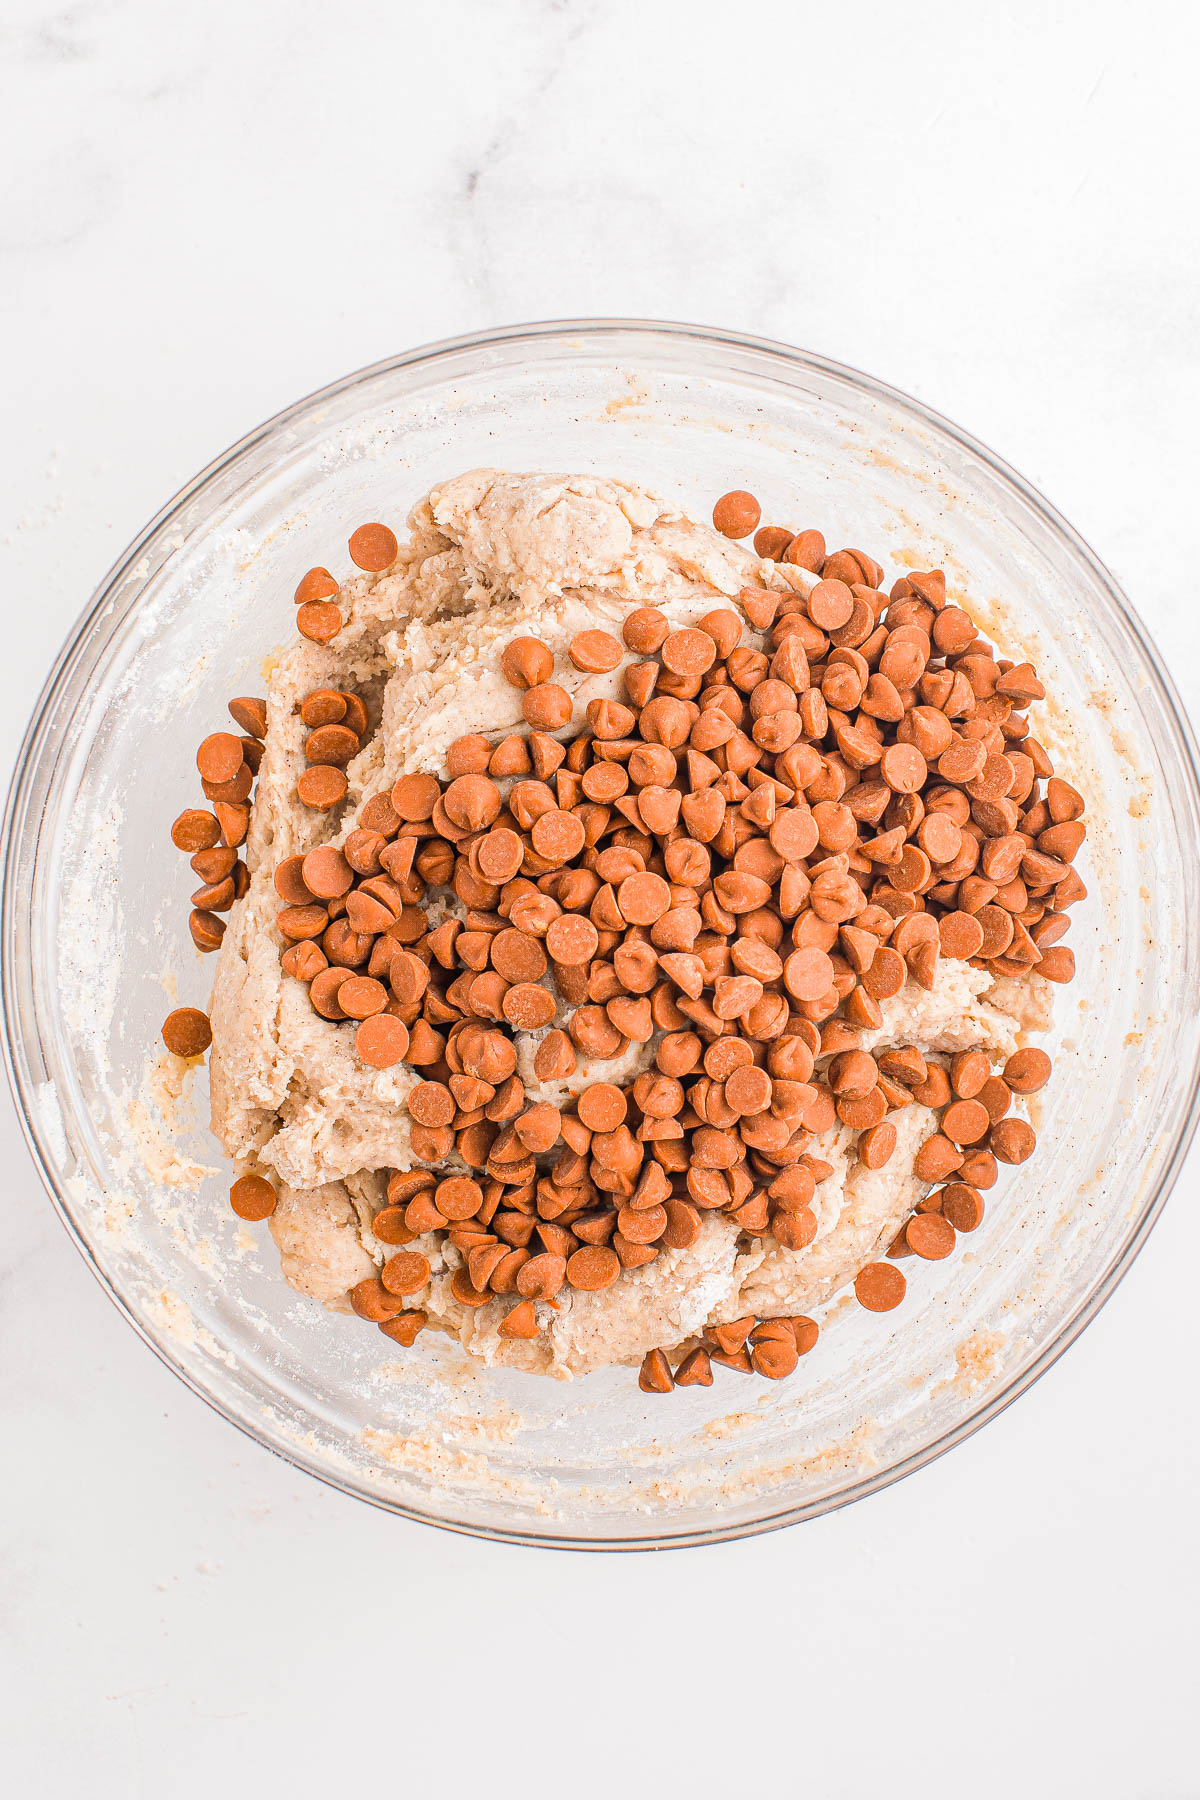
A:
207,470,1051,1377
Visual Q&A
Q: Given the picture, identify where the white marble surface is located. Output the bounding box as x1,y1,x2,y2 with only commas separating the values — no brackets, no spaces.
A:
3,2,1198,1794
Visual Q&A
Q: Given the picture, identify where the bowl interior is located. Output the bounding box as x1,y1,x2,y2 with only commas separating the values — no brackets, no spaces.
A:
7,324,1199,1545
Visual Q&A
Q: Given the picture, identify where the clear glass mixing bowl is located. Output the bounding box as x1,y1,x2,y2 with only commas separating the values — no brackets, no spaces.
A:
4,320,1199,1548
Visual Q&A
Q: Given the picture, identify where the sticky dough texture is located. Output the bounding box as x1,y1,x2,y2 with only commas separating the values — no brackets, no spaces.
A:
206,469,1048,1379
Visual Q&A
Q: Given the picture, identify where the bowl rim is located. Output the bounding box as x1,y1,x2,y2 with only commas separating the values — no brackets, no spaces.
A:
5,314,1200,1550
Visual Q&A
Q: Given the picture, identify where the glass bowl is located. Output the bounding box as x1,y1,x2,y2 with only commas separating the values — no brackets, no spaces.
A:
4,320,1199,1549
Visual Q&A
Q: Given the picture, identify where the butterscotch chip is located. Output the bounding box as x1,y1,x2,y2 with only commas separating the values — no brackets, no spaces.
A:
281,941,326,982
296,600,343,643
990,1117,1036,1163
880,743,927,793
660,1199,701,1249
511,1103,560,1155
192,848,238,890
976,905,1015,959
348,521,398,570
276,903,328,942
918,813,962,865
202,762,253,805
443,773,501,830
498,1299,540,1339
407,1080,455,1127
941,1183,985,1231
347,889,397,934
778,527,824,572
638,695,692,748
387,1169,436,1204
520,682,571,731
305,723,359,766
404,1191,447,1235
732,936,783,983
161,1007,212,1057
828,1049,876,1098
638,1348,675,1393
938,739,987,784
531,808,586,862
300,688,347,727
1037,946,1076,983
913,1131,963,1182
569,629,624,672
172,809,221,852
949,1050,989,1099
617,1200,667,1244
293,566,339,606
390,772,441,821
337,975,388,1019
577,1084,627,1134
335,695,369,741
411,1122,454,1163
371,1206,415,1246
449,1269,491,1308
500,983,555,1030
1004,1048,1052,1092
860,946,905,1000
380,1250,430,1296
750,527,792,562
566,1245,621,1291
724,1064,772,1116
770,807,820,862
436,1177,484,1221
661,628,717,678
941,1099,991,1145
938,911,985,959
674,1347,714,1386
854,1261,907,1311
751,1335,799,1380
977,1077,1011,1124
491,928,547,984
787,1316,819,1355
477,827,524,883
516,1252,567,1300
635,785,681,834
533,1030,576,1081
196,733,244,784
858,1120,897,1169
378,1311,427,1346
442,735,491,777
355,1014,410,1068
709,1317,756,1356
617,871,671,925
358,792,402,837
715,871,772,914
912,1065,953,1110
772,1203,817,1249
783,946,834,1001
297,765,348,808
349,1277,406,1322
588,698,638,742
907,1212,957,1259
698,608,743,657
712,490,761,538
305,967,346,1019
229,1173,277,1221
501,636,554,689
622,607,669,653
807,579,854,631
300,845,353,898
